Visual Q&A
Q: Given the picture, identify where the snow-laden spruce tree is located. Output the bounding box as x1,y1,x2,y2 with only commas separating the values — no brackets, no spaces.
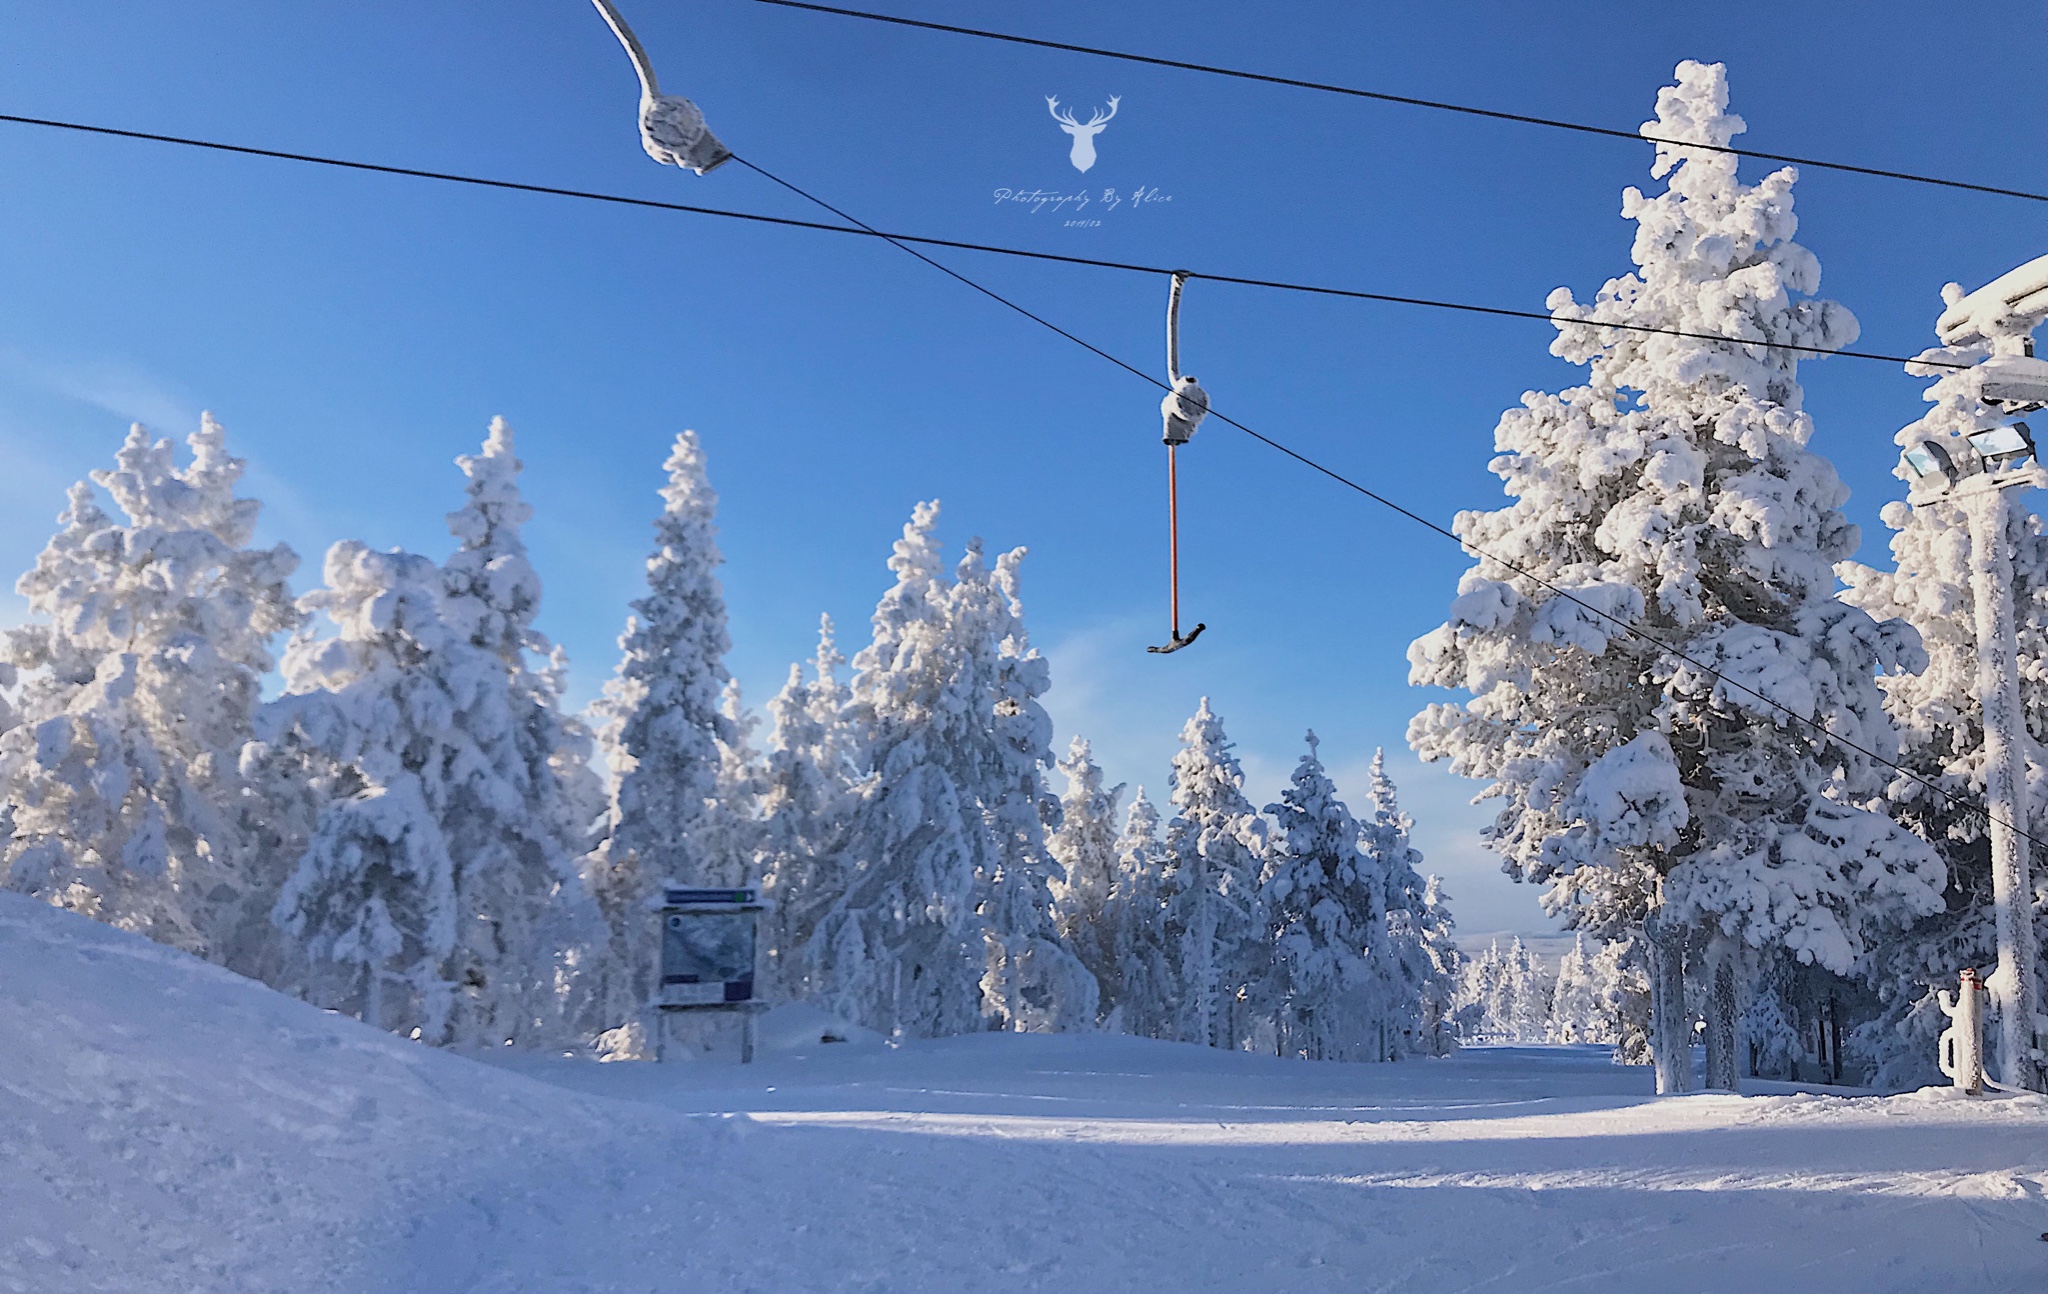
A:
1262,732,1398,1060
1407,60,1943,1092
1366,753,1461,1056
1456,937,1553,1042
696,675,766,886
1547,934,1608,1043
1108,786,1176,1037
1453,939,1501,1041
955,539,1095,1032
810,504,1093,1036
585,430,742,1032
1048,737,1125,1022
758,616,861,1002
265,544,470,1037
1405,874,1464,1056
1591,937,1655,1063
441,419,608,863
269,540,598,1046
1839,342,2048,1088
1162,698,1269,1049
808,503,975,1036
269,424,598,1048
0,417,298,969
440,420,603,1041
1740,951,1814,1078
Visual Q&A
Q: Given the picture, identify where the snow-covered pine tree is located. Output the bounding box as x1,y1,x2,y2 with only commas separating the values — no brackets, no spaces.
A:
1048,737,1125,1023
1548,934,1604,1043
540,641,610,872
1262,732,1395,1061
697,676,765,887
1365,752,1460,1057
810,507,1093,1036
270,423,596,1048
1839,339,2048,1089
953,539,1095,1033
758,616,860,1002
437,420,601,1043
1107,787,1176,1038
1406,60,1943,1093
1506,937,1555,1041
1162,698,1269,1050
1365,754,1445,1053
1453,939,1503,1042
585,430,740,1034
807,505,991,1036
0,417,299,970
1740,952,1812,1079
1406,874,1463,1056
1591,937,1655,1064
808,503,978,1037
266,544,471,1037
1455,937,1553,1043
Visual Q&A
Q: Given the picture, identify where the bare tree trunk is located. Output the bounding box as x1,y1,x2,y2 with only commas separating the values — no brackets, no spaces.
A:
1703,938,1740,1092
1645,914,1693,1095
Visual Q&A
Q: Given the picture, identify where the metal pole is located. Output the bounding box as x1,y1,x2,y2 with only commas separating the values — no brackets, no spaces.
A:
1166,271,1187,381
590,0,662,100
1962,481,2045,1091
1167,444,1181,639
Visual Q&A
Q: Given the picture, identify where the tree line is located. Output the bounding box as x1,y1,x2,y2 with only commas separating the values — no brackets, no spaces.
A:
0,419,1458,1062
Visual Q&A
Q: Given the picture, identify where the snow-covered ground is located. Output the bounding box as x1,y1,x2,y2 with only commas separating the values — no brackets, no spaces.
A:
5,893,2045,1293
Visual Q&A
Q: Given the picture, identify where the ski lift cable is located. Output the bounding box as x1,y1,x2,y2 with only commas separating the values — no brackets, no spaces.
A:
752,0,2048,207
734,147,2048,856
0,111,1981,373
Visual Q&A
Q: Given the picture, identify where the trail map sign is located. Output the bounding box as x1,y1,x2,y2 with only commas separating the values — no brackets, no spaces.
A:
657,887,762,1008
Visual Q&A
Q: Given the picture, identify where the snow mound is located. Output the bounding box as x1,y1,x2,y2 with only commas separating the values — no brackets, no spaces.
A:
0,894,727,1293
755,1000,884,1054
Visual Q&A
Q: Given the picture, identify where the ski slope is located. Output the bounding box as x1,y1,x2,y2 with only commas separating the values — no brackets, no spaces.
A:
3,893,2044,1293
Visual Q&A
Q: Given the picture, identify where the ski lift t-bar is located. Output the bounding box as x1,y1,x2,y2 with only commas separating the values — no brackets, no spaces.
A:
1150,271,1209,655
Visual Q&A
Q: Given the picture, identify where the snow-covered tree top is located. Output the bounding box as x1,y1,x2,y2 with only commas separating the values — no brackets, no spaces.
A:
444,417,542,668
1550,59,1857,414
1169,698,1252,814
1118,785,1162,853
1266,730,1359,877
1058,736,1112,805
8,416,299,685
847,501,944,712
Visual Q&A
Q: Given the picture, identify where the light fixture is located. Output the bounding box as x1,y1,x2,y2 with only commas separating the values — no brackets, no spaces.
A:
1901,438,1958,487
1967,419,2037,472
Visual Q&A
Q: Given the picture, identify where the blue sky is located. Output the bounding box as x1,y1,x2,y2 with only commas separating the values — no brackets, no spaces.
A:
0,1,2042,937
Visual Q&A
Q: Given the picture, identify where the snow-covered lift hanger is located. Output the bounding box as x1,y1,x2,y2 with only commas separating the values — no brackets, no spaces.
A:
589,0,732,176
1148,272,1210,654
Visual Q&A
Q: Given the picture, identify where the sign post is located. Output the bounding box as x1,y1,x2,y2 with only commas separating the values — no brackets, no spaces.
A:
654,886,765,1063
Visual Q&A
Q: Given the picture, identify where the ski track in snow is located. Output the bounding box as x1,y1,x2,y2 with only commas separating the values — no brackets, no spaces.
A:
4,893,2046,1293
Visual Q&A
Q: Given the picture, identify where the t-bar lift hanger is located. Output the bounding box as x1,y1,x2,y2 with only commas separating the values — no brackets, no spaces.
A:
1148,271,1210,654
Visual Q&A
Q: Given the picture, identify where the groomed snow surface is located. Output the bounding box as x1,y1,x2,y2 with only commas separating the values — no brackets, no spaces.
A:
5,895,2043,1293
